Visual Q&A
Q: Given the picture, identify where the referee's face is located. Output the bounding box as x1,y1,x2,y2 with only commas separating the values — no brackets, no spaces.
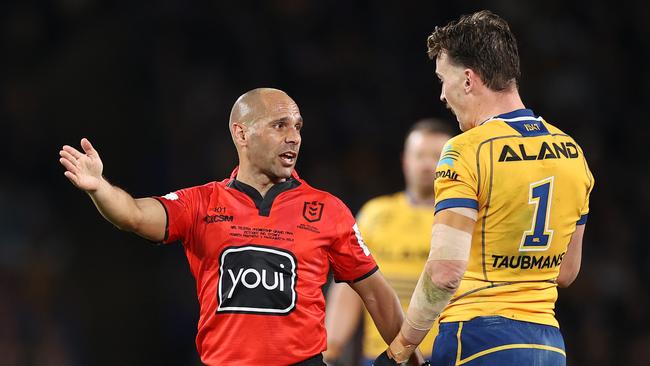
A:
247,93,303,182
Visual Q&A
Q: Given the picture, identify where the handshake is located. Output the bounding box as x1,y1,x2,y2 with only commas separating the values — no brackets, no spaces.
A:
372,346,431,366
326,344,430,366
373,350,431,366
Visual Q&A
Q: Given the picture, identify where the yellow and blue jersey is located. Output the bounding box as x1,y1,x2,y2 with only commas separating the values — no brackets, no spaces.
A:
356,192,438,359
434,108,594,328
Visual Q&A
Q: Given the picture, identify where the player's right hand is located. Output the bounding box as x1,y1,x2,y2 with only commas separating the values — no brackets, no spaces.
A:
59,138,104,192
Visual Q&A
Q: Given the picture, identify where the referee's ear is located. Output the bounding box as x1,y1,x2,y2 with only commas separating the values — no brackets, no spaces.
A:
231,122,248,147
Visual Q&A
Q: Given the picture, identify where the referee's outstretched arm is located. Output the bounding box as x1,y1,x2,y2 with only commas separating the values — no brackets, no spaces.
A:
59,138,167,242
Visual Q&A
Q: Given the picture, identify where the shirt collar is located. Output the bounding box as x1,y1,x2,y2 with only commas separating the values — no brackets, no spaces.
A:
229,166,301,180
495,108,536,119
480,108,537,125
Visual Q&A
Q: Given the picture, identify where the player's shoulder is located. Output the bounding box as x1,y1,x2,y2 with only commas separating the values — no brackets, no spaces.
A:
541,118,571,137
437,130,482,166
541,118,590,153
542,119,581,142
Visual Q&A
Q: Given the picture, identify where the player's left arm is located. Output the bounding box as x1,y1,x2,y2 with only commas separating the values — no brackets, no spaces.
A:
557,224,585,287
350,272,425,366
376,207,476,365
558,153,592,288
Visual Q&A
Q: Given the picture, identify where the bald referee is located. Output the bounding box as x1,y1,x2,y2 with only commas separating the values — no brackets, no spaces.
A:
60,88,424,365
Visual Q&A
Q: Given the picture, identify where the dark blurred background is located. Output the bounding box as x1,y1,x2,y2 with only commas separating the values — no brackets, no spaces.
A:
2,0,649,365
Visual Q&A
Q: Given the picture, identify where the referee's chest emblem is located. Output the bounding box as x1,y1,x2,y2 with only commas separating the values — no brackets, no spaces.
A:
303,201,324,222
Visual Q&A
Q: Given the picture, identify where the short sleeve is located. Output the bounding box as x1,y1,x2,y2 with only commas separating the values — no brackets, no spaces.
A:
434,138,479,214
329,199,378,283
578,158,595,225
153,187,199,244
354,201,378,248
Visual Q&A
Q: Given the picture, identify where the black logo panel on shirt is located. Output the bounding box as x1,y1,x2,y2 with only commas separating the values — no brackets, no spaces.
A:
217,245,297,315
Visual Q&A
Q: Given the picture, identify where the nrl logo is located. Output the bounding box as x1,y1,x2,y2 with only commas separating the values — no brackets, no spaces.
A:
302,201,324,223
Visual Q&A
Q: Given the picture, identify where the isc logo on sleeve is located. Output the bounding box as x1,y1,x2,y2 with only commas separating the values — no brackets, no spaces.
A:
217,245,297,315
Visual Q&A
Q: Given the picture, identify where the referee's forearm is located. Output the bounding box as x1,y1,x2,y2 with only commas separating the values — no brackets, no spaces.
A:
353,272,406,345
365,289,405,344
88,177,142,232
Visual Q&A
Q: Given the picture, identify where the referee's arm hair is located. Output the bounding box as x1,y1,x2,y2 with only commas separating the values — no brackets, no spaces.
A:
59,138,167,242
557,224,585,288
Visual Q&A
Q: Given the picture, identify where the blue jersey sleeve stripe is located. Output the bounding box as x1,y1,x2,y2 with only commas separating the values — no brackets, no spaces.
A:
576,214,588,225
435,198,479,213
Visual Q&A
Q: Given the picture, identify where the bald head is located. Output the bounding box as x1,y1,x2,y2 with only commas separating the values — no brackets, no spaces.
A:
229,88,292,128
228,87,303,185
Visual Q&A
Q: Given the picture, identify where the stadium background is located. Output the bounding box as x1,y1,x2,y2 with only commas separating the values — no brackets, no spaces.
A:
2,0,648,365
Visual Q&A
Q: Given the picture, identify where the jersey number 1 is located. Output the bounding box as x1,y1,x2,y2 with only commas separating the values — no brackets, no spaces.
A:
519,176,554,251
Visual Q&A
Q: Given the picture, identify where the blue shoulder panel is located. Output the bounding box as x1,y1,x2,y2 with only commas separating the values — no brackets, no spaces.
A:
505,120,550,137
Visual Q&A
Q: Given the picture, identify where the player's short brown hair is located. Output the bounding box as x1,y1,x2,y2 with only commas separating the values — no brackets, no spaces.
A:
405,118,455,146
427,10,520,91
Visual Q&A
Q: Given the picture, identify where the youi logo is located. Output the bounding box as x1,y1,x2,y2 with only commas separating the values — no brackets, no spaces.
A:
217,245,297,315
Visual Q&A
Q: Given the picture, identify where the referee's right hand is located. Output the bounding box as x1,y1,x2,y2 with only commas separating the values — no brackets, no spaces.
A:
59,138,104,192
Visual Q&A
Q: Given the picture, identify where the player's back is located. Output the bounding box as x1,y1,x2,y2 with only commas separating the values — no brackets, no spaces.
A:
434,109,594,327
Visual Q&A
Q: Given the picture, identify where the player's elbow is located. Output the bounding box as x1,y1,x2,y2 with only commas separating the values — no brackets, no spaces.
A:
556,275,575,288
427,261,466,293
431,270,463,293
556,268,579,288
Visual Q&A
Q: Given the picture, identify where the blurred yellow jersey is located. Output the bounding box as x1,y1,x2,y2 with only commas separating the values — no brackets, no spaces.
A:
434,108,594,328
356,192,438,358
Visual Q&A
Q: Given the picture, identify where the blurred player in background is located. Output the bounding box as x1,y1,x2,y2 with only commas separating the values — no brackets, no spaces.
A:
325,119,454,366
375,10,594,366
59,88,424,366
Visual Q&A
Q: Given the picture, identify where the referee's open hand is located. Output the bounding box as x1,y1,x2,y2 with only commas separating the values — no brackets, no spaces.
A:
59,138,104,192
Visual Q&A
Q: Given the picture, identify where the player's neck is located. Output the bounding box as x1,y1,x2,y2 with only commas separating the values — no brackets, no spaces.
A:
472,89,525,128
